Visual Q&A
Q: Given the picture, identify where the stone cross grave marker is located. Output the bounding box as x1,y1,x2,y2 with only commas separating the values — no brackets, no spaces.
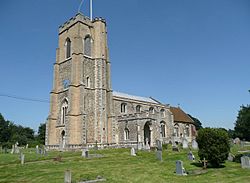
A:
64,170,71,183
175,160,187,175
182,138,188,149
130,147,136,156
202,158,208,169
241,156,250,169
192,139,198,149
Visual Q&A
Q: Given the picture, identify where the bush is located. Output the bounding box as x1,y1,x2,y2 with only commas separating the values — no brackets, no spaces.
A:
196,128,230,167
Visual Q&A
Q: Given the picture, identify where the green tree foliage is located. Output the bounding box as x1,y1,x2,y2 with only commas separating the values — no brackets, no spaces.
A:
234,105,250,141
196,128,230,167
0,113,35,148
188,114,203,130
37,123,46,145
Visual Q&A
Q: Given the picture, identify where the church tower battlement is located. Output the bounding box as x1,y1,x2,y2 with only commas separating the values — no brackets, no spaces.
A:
46,13,115,150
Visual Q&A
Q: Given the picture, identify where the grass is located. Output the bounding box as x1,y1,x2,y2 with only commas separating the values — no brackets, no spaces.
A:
0,145,250,183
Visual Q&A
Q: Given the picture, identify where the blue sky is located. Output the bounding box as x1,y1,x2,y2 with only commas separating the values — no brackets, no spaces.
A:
0,0,249,131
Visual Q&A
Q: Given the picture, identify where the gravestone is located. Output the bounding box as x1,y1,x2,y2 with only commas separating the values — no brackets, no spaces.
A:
192,139,198,149
234,137,241,144
26,144,29,149
36,145,39,154
64,170,71,183
227,153,234,162
137,142,142,150
187,151,195,161
20,153,25,165
172,143,179,152
130,147,136,156
241,156,250,169
175,160,187,175
82,149,89,158
145,138,150,150
156,150,162,161
182,139,188,149
156,140,162,151
10,145,14,154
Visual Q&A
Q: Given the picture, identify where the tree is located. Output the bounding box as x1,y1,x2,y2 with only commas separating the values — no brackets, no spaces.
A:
37,123,46,145
234,105,250,141
188,114,203,130
196,128,230,167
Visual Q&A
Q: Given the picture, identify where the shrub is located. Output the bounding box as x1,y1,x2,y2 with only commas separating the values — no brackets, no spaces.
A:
196,128,230,167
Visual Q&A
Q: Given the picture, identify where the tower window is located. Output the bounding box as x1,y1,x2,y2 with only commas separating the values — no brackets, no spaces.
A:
61,99,68,125
136,105,141,113
63,79,70,89
65,38,71,59
149,107,154,114
86,77,90,88
160,109,165,118
160,121,166,138
84,36,91,57
124,128,129,140
121,103,127,114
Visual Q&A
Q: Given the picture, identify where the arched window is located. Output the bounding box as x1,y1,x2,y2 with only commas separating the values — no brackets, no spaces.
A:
174,124,179,137
86,77,90,88
136,105,141,113
149,107,154,114
84,36,91,56
160,121,166,138
160,109,165,118
185,125,190,137
121,103,127,114
61,99,68,125
124,128,129,140
65,38,71,59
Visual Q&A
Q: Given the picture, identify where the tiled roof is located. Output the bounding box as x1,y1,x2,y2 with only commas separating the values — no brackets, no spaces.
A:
170,107,194,123
113,91,160,104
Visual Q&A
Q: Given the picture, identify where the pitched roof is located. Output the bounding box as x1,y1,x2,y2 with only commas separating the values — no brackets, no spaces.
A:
113,91,160,104
170,107,194,123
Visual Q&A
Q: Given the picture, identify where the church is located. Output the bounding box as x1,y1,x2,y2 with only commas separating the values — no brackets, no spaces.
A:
45,13,196,150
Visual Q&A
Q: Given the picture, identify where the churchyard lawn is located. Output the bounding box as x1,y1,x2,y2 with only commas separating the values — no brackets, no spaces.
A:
0,145,249,183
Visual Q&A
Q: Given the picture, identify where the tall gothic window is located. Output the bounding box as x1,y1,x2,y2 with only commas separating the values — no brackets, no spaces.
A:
136,105,141,113
160,121,166,138
124,128,129,140
86,77,90,88
84,36,91,57
121,103,127,114
61,100,68,125
65,38,71,59
174,124,179,137
185,125,190,137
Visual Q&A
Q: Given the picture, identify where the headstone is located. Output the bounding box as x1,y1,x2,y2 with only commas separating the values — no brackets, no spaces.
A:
130,147,136,156
227,153,234,162
187,151,195,161
172,143,179,152
192,139,198,149
82,149,89,158
10,145,14,154
137,142,142,150
182,139,188,149
175,160,187,175
234,137,241,144
21,153,25,165
36,145,39,154
156,150,162,161
26,144,29,149
64,170,71,183
145,138,150,150
156,140,162,151
241,156,250,169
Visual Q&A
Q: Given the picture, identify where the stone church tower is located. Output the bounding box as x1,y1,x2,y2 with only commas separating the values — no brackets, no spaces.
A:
46,13,115,149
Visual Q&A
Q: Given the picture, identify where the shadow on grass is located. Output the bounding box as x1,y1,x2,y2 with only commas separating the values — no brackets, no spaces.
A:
191,162,226,169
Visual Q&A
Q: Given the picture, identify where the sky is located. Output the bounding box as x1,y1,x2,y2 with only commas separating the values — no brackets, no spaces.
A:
0,0,249,131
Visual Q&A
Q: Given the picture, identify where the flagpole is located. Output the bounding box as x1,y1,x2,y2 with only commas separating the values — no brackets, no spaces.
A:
90,0,93,21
